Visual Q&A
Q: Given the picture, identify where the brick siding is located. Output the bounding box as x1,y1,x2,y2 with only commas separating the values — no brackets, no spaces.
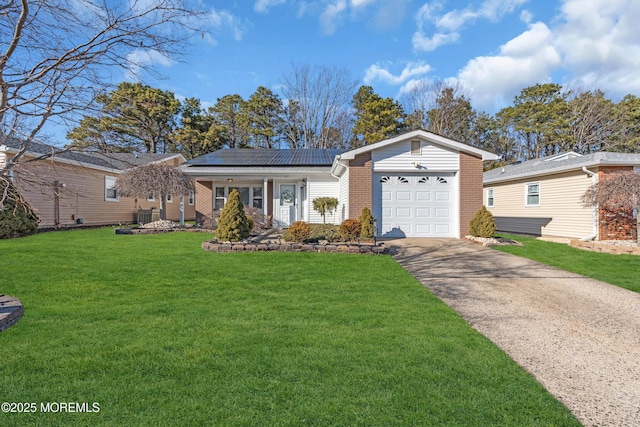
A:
458,152,484,237
348,152,372,219
597,166,637,240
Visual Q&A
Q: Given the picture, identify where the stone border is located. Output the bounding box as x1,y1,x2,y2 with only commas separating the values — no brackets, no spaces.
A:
570,240,640,256
202,240,389,254
115,228,214,235
0,295,24,332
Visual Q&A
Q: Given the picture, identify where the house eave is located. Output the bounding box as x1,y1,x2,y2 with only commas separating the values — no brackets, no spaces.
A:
484,159,640,185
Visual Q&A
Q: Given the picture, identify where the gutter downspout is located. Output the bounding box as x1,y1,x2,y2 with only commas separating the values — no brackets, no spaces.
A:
581,166,598,241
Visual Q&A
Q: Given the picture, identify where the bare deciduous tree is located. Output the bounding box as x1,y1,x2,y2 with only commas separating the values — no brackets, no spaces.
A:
0,0,204,177
116,163,194,221
582,170,640,243
280,64,357,149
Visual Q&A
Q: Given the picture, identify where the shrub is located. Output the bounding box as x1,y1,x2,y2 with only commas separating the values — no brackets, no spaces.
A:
358,207,374,239
339,219,361,242
0,179,39,239
469,206,496,238
244,207,270,230
283,221,311,242
312,197,339,223
308,224,341,242
216,189,251,242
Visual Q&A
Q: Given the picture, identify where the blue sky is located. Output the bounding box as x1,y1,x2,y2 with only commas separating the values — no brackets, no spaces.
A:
138,0,639,116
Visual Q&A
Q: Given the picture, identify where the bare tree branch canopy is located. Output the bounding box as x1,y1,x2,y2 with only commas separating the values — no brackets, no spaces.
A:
582,170,640,243
116,162,194,200
280,64,357,149
582,171,640,210
0,0,204,175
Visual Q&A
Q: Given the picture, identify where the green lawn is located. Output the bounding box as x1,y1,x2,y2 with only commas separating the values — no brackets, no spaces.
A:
0,228,579,426
494,233,640,293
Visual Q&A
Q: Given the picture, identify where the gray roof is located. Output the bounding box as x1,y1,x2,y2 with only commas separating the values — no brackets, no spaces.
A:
1,136,180,171
484,151,640,184
187,148,346,167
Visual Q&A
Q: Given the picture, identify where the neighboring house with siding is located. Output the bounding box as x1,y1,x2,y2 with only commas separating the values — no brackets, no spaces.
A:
483,152,640,240
1,138,195,229
183,129,498,238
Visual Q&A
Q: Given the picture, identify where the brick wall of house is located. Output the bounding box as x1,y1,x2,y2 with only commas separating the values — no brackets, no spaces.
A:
597,166,637,240
195,180,213,225
348,152,372,219
458,152,484,237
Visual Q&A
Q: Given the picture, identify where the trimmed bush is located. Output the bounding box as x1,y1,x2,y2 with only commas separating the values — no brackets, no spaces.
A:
340,219,361,242
308,224,341,242
312,197,339,224
284,221,311,242
469,206,496,238
0,179,39,239
358,207,374,239
216,189,251,242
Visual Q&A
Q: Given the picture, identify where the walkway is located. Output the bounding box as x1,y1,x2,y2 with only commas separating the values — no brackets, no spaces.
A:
389,238,640,427
0,294,24,332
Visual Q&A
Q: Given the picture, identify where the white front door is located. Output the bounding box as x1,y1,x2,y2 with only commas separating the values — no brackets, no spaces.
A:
279,183,297,226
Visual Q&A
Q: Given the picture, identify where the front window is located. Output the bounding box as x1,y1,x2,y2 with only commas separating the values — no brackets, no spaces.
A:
526,183,539,206
214,187,225,210
167,194,173,203
252,186,263,210
188,190,195,206
229,187,250,206
147,192,155,202
105,176,119,202
487,188,494,207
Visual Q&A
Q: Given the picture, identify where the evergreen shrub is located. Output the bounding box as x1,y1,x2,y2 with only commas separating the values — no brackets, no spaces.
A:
358,207,374,239
216,189,250,242
469,206,496,238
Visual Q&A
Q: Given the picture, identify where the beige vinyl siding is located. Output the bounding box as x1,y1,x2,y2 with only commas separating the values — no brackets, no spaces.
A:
486,170,595,239
372,140,459,172
11,155,195,228
306,176,340,224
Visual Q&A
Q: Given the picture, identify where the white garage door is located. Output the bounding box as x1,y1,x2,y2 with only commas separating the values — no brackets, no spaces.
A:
374,173,456,238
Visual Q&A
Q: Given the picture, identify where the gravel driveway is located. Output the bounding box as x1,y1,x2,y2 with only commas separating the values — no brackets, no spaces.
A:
389,238,640,427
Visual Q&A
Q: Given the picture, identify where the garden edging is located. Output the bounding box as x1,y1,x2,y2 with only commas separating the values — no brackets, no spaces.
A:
202,240,389,254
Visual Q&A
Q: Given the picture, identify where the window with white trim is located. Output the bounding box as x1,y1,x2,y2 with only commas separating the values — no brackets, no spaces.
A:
147,192,155,202
188,190,195,206
526,182,540,206
487,188,494,207
252,186,263,210
105,176,119,202
214,187,225,210
166,194,173,203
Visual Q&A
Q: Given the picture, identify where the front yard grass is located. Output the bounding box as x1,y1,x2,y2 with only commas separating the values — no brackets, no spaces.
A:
0,228,579,426
494,233,640,293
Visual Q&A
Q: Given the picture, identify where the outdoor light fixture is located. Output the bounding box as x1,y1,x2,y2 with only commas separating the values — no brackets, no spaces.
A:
227,178,233,183
412,162,420,168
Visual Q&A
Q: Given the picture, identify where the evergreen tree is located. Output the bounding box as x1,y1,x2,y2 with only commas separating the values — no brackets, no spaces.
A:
216,189,251,242
352,85,406,146
469,206,496,238
358,207,374,239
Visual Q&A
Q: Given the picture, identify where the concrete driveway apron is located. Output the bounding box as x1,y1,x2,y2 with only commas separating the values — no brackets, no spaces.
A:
388,238,640,427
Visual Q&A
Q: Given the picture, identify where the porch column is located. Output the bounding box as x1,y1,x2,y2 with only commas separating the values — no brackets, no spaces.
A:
263,178,268,215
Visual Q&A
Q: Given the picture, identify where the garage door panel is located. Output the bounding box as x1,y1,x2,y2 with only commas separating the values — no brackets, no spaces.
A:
382,191,392,201
435,208,450,218
382,207,392,218
416,208,431,217
435,191,449,201
396,207,411,217
396,191,412,201
416,191,431,201
435,224,450,235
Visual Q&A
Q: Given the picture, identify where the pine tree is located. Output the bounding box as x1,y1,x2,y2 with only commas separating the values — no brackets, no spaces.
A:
216,189,251,242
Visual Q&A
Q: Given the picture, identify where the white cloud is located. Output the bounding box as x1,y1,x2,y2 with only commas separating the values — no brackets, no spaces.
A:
350,0,375,7
320,0,347,35
457,22,561,111
412,0,527,52
208,9,245,42
364,61,432,85
124,49,175,81
412,31,459,52
552,0,640,96
253,0,286,13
